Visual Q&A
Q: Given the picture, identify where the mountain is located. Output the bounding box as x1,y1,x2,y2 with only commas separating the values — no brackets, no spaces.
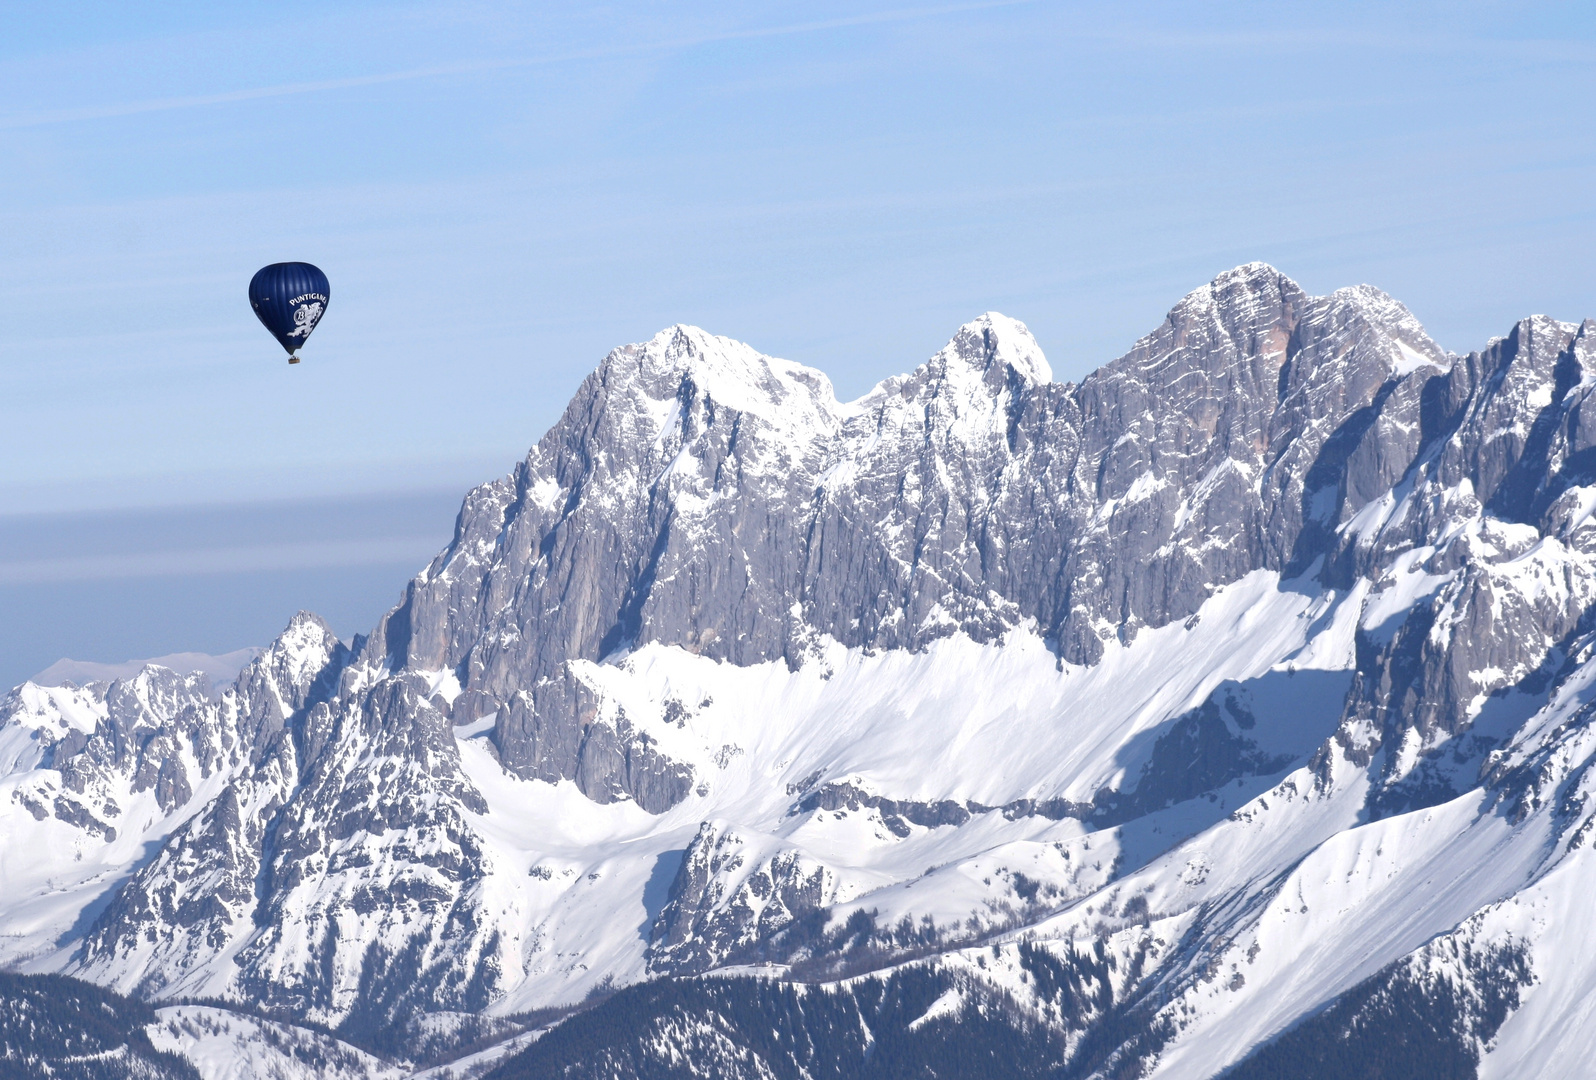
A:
4,262,1596,1077
29,649,263,699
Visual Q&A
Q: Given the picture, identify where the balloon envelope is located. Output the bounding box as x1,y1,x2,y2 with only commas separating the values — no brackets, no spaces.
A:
249,263,330,359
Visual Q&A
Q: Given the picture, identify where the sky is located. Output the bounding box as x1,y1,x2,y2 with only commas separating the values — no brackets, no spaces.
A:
1,1,1593,686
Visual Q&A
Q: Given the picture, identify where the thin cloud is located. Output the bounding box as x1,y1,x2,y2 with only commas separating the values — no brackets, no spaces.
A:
0,1,1033,130
0,535,444,584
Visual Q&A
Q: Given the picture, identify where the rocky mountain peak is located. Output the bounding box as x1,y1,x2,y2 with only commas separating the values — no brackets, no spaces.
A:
231,613,347,756
921,311,1052,389
103,666,210,735
1121,264,1447,393
1156,261,1304,351
242,613,341,703
600,323,842,449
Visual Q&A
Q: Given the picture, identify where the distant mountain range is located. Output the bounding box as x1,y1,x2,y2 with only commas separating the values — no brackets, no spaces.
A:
30,649,261,699
4,263,1595,1078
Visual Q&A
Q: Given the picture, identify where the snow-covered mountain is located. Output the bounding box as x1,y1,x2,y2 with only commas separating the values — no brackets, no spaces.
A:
4,262,1596,1077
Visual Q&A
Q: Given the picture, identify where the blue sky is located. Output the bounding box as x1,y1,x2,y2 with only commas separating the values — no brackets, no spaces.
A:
1,1,1593,683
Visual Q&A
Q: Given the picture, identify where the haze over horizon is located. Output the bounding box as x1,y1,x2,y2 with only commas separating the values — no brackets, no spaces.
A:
2,0,1593,682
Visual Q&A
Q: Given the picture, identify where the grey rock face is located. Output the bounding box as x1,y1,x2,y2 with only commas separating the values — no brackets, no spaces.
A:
647,821,840,974
496,671,693,814
0,640,305,849
73,614,496,1027
1313,316,1596,793
231,674,495,1025
361,264,1459,809
58,667,215,819
74,613,348,995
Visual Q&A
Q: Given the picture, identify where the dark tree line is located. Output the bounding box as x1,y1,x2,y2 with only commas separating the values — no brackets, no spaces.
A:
0,971,199,1080
1224,947,1531,1080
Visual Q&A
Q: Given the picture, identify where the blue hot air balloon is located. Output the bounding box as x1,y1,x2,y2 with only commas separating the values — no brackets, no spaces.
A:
249,262,330,364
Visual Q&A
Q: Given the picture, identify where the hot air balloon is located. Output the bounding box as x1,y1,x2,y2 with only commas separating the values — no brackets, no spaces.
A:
249,262,330,364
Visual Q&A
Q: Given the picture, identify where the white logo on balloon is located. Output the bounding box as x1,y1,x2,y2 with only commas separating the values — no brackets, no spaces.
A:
286,301,323,338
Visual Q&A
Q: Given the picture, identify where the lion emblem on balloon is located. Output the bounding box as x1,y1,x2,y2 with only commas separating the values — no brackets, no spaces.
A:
286,301,324,339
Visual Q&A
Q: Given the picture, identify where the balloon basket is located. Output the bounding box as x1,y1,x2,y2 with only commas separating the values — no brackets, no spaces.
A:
288,356,301,365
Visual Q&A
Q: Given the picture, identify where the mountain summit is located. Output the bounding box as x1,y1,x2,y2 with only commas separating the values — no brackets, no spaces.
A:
4,264,1596,1077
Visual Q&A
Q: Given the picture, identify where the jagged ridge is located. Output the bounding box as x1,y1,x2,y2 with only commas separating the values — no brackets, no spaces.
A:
3,264,1596,1078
